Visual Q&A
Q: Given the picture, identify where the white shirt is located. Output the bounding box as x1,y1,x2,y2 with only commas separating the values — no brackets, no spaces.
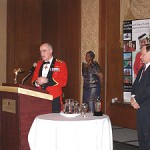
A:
145,62,150,70
42,57,53,77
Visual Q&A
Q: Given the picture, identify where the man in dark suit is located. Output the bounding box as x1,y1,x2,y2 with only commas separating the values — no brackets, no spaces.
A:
131,44,150,150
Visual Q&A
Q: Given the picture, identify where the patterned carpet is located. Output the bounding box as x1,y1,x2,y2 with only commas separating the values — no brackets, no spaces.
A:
112,126,139,148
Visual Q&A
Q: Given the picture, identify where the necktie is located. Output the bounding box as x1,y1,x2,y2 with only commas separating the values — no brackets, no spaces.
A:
141,65,146,77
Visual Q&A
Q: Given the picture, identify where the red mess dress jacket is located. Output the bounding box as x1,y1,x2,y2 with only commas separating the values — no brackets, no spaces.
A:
31,58,68,101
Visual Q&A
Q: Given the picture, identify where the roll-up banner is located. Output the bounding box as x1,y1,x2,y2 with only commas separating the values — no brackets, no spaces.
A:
123,19,150,102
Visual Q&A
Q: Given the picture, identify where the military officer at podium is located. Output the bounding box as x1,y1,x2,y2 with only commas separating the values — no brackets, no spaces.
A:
31,43,68,113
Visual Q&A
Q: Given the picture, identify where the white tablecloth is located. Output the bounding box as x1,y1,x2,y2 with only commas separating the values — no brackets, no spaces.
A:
28,113,113,150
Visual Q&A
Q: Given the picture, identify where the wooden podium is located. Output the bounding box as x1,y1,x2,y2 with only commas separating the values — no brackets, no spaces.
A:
0,84,53,150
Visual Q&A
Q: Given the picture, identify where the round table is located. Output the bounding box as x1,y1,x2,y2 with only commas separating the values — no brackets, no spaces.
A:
28,113,113,150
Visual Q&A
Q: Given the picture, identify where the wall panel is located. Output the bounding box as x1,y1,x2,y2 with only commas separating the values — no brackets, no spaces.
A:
41,0,59,50
99,0,122,112
41,0,81,101
99,0,136,129
107,103,136,129
7,0,41,85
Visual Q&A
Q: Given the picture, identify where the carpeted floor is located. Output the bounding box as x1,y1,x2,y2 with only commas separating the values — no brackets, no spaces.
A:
112,126,139,149
113,141,139,150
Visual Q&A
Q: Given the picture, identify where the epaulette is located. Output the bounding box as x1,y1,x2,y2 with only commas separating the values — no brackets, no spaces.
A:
56,59,63,63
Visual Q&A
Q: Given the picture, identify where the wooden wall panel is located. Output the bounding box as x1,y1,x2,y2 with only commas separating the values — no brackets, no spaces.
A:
99,0,122,112
107,103,136,129
41,0,81,101
7,0,41,85
41,0,59,50
99,0,136,129
99,0,107,112
58,0,81,101
106,0,123,109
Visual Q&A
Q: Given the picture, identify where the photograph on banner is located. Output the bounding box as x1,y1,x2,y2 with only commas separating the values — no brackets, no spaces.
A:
123,52,132,93
124,76,132,84
124,60,132,68
123,19,150,102
123,41,136,52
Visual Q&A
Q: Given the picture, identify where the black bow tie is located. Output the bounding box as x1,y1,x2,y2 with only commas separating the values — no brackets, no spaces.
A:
43,61,50,64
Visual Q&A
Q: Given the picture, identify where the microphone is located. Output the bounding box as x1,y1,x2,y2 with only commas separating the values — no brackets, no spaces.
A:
21,62,37,84
29,63,37,73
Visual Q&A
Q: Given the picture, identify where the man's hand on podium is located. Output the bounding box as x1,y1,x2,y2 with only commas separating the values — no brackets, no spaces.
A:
36,77,48,86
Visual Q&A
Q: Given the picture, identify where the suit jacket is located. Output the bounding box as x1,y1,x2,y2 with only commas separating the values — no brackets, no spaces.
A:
31,58,68,99
132,65,150,116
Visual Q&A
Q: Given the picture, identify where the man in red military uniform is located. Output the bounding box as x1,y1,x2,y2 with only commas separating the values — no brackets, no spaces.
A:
31,43,68,112
134,33,149,77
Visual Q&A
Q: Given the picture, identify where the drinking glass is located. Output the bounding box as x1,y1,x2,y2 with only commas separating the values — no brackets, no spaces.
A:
74,101,80,114
81,103,88,117
64,99,74,114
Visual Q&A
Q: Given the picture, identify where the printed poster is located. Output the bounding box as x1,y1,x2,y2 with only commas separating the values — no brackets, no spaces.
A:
123,19,150,102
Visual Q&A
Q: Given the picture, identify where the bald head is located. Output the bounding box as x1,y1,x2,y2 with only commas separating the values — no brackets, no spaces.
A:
40,43,53,50
40,43,53,61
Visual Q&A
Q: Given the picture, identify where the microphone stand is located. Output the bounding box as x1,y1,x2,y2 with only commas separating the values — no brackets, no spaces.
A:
21,62,37,84
21,72,32,84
